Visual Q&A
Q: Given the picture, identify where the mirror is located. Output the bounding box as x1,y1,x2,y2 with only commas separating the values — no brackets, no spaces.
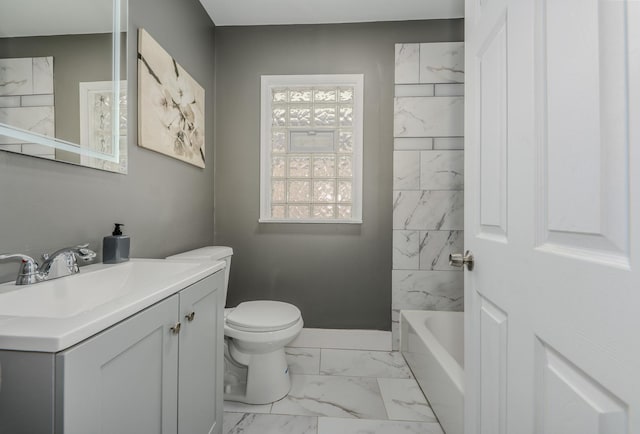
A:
0,0,128,174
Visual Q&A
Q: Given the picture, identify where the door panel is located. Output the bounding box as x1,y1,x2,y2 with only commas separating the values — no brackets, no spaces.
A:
535,341,628,434
478,16,508,240
465,0,640,433
479,296,507,434
536,0,630,263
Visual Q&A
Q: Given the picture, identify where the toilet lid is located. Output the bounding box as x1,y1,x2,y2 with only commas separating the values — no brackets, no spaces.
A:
226,300,301,332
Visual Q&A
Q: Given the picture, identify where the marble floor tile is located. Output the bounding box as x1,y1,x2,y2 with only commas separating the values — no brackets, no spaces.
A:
223,413,317,434
320,349,412,379
317,417,444,434
286,347,321,375
270,374,388,419
224,400,272,414
378,378,437,422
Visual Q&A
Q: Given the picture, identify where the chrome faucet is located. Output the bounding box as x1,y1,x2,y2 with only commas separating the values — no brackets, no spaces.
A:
0,244,97,285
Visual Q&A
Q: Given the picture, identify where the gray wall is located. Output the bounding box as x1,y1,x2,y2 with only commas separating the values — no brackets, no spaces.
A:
214,20,464,330
0,0,216,283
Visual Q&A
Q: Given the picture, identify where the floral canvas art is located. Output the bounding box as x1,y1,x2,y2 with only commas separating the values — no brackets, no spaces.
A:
138,29,205,167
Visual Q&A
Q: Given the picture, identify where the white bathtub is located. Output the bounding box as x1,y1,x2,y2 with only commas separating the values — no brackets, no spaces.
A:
400,310,464,434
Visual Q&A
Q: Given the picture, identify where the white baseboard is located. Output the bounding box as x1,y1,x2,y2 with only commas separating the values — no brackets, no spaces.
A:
288,328,392,351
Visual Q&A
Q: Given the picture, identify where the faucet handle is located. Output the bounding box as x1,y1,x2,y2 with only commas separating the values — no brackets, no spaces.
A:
0,254,40,285
0,253,37,264
74,244,97,262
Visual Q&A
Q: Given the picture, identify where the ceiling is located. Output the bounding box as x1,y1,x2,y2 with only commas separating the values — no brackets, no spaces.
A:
0,0,464,38
198,0,464,27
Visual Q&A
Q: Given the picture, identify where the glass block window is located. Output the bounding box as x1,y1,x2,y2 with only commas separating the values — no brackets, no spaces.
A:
260,75,363,223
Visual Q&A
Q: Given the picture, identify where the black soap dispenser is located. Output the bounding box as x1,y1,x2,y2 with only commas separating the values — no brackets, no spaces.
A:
103,223,130,264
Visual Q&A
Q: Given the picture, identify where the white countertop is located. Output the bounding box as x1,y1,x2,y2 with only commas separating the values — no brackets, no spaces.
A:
0,258,225,352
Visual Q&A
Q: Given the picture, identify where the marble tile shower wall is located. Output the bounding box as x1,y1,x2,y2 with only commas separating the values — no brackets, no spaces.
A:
392,42,464,349
0,57,55,159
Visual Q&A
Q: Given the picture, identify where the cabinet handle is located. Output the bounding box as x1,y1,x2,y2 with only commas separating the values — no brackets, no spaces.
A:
185,311,196,322
170,322,181,334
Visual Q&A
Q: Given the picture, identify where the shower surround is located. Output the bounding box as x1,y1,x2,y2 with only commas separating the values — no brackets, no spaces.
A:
0,56,55,159
392,42,464,350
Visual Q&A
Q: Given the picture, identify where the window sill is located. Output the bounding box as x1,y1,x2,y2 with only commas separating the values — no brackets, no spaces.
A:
258,218,363,224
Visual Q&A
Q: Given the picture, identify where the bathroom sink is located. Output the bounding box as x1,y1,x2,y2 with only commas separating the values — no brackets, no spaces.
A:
0,259,225,352
0,260,197,318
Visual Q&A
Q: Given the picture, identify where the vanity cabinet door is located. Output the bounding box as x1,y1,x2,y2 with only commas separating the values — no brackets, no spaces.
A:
56,294,180,434
178,272,224,434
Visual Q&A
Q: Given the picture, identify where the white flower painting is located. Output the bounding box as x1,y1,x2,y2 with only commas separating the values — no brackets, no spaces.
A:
138,29,205,167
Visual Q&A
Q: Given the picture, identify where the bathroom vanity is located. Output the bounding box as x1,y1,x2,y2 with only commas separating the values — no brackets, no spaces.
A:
0,259,225,434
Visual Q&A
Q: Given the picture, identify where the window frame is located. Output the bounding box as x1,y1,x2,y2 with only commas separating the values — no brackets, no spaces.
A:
259,74,364,224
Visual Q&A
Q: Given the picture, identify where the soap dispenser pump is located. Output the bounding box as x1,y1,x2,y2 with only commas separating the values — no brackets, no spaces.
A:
103,223,130,264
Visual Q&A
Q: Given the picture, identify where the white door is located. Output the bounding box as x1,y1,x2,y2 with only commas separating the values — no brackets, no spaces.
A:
464,0,640,433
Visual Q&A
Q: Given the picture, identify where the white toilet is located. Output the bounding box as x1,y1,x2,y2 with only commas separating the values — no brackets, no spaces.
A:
166,246,303,404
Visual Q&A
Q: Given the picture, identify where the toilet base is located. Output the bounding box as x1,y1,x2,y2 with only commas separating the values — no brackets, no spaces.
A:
223,338,292,404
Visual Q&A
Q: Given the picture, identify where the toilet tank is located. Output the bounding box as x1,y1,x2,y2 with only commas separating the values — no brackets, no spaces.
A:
166,246,233,302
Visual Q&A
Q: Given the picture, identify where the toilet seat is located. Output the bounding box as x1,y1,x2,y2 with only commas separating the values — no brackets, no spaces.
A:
226,300,301,332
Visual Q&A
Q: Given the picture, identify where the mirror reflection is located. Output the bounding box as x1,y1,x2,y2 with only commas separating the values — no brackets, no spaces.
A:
0,0,128,173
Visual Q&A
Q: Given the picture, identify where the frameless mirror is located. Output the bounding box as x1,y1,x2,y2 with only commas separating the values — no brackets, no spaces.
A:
0,0,128,174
